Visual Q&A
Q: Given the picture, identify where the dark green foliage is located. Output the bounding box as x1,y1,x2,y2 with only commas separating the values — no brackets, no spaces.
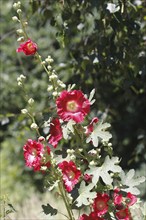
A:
0,0,146,203
42,203,57,215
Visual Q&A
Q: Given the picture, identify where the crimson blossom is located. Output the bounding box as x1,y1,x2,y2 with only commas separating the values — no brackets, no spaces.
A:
58,160,81,192
16,39,37,55
48,118,63,148
115,208,132,220
23,139,44,171
56,90,90,123
79,212,104,220
114,188,137,208
93,193,110,217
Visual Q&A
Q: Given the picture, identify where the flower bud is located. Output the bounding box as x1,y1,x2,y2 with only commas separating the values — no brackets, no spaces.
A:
108,142,112,147
17,9,22,14
30,123,38,129
21,109,28,114
20,74,26,80
70,155,76,160
16,29,24,35
28,98,34,104
17,81,22,86
52,91,58,97
47,85,53,92
47,65,52,71
49,74,58,80
17,37,25,42
38,136,45,142
13,2,21,9
12,16,19,21
23,21,28,26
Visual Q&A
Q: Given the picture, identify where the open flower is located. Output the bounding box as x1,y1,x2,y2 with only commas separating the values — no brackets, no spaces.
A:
93,193,110,216
79,212,104,220
23,139,44,171
114,188,137,209
115,208,131,220
16,39,37,55
48,118,63,148
58,160,81,192
56,90,90,123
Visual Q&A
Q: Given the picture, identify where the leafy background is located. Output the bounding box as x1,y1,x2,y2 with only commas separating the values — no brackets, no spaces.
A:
0,0,146,218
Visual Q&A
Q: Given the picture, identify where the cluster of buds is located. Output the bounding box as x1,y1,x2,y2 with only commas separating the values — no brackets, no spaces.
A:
17,74,26,86
41,56,66,97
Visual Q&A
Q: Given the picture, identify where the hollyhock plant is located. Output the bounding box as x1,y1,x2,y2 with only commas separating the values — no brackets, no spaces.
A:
93,193,110,216
12,2,146,220
58,160,81,192
23,139,44,171
16,39,37,55
48,118,63,148
56,90,90,123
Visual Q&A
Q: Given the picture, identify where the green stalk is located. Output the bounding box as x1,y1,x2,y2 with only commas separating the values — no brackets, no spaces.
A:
58,182,75,220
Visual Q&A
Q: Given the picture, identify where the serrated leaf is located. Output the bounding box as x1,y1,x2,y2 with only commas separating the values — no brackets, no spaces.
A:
86,121,112,147
120,169,146,195
86,156,122,186
42,203,57,216
76,182,96,207
62,120,75,139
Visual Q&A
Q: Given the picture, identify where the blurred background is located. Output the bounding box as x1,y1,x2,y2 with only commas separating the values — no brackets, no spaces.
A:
0,0,146,218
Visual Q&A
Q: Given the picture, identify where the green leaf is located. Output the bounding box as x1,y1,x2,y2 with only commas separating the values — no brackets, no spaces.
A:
76,182,96,207
42,203,57,216
86,156,122,186
120,169,146,195
86,121,112,147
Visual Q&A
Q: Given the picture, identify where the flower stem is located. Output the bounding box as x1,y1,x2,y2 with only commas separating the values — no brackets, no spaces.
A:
58,182,75,220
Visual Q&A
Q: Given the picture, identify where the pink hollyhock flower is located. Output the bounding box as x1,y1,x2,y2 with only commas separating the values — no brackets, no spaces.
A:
58,160,81,192
16,39,37,55
116,208,131,220
86,117,99,134
114,188,137,208
93,193,110,217
79,212,104,220
126,192,137,206
56,90,90,123
48,118,63,148
23,139,44,171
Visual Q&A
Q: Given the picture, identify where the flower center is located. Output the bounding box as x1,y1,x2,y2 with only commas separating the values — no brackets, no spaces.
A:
67,170,75,180
117,210,127,218
27,43,34,50
96,200,106,211
66,100,78,112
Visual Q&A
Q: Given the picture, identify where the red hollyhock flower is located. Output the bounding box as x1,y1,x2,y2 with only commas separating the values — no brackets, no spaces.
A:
86,117,99,134
114,188,137,209
116,208,131,220
93,193,110,216
23,139,44,171
48,118,63,148
16,39,37,55
58,160,81,192
126,192,137,206
56,90,90,123
79,212,104,220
